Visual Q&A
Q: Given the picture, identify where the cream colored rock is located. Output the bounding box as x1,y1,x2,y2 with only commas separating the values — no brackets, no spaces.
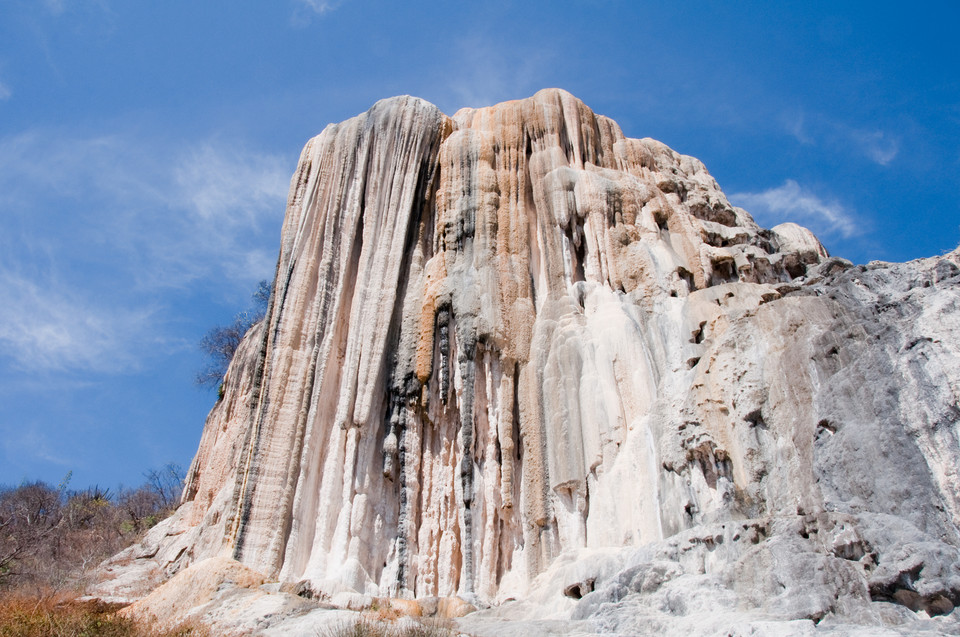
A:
118,556,266,620
94,91,960,635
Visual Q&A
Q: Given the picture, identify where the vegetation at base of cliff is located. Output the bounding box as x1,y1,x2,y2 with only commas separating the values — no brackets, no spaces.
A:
0,464,184,594
195,279,271,391
317,618,456,637
0,593,208,637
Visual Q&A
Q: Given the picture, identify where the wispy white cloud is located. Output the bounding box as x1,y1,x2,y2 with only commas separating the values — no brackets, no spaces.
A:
433,36,555,112
0,132,162,208
291,0,343,25
0,260,156,373
18,0,118,59
0,130,290,287
0,81,11,101
848,128,899,166
731,179,859,239
156,143,291,287
0,427,71,470
175,144,290,227
781,110,812,145
42,0,67,15
297,0,341,14
780,111,899,166
0,129,291,373
42,0,113,19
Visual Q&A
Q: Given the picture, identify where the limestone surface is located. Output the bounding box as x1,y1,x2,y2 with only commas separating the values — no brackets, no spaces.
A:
92,90,960,635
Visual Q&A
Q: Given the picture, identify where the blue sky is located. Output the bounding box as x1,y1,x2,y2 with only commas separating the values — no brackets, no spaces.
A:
1,0,958,489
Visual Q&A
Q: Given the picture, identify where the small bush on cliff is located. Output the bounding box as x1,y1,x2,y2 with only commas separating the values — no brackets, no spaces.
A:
195,279,271,391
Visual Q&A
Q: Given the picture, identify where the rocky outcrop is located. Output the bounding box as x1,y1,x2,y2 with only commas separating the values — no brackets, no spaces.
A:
93,90,960,635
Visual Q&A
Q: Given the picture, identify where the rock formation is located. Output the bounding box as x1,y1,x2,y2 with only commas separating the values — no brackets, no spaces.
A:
94,89,960,635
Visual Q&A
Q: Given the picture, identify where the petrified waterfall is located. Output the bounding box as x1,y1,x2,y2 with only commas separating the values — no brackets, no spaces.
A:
100,90,960,632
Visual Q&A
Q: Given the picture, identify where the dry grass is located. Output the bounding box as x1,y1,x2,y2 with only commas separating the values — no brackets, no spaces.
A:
0,590,208,637
317,616,457,637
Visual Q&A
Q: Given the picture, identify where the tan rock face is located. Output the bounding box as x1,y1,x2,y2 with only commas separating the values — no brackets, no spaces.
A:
100,90,960,632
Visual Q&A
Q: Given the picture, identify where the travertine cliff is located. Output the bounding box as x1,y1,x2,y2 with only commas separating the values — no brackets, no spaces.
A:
96,90,960,635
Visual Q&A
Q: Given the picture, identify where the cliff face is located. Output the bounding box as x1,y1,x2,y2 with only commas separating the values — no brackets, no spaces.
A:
97,90,960,633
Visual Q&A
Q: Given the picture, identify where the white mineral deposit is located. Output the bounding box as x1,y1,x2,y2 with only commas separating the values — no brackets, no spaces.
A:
93,90,960,636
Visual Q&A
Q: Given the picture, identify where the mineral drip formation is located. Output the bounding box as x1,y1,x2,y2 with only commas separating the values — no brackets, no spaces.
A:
99,90,960,632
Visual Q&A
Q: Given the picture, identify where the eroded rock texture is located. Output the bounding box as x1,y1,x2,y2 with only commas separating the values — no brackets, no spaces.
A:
95,90,960,634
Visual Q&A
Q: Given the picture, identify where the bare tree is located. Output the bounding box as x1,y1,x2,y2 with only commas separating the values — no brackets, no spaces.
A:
0,480,73,591
0,464,187,592
251,279,271,315
195,279,272,390
117,486,162,534
143,462,185,510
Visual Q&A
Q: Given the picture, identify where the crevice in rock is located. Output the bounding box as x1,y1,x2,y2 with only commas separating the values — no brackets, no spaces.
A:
744,409,767,429
563,577,595,599
690,321,707,344
676,266,696,293
710,256,738,285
